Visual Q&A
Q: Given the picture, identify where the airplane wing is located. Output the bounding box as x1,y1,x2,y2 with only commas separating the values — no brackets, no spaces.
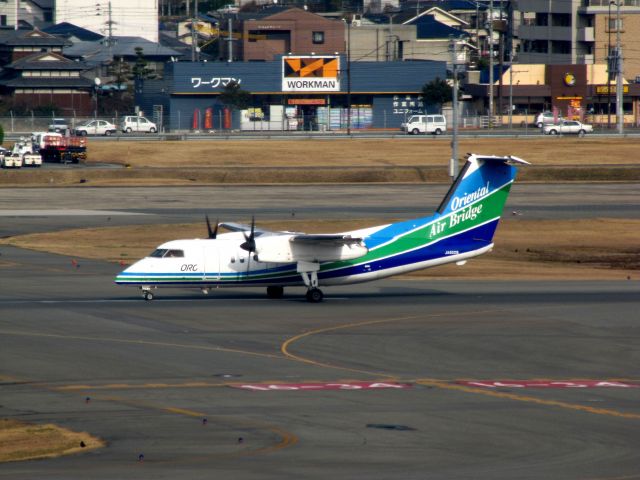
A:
219,222,274,236
290,234,364,246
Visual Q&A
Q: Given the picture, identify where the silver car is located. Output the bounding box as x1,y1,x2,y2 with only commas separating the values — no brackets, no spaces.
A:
74,119,117,136
543,120,593,137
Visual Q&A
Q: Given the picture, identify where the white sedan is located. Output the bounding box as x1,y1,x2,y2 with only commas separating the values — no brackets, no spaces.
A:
543,120,593,136
74,119,117,136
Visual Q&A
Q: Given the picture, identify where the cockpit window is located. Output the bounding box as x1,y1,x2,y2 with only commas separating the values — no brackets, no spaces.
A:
148,249,184,258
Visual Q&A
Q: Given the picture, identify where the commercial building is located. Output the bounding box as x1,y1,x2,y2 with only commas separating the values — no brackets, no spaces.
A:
515,0,640,80
465,63,640,125
137,57,446,132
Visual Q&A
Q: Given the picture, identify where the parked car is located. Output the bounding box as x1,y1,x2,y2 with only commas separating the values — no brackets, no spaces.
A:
75,119,117,136
48,118,70,133
543,120,593,136
120,115,157,133
535,112,557,128
401,114,447,135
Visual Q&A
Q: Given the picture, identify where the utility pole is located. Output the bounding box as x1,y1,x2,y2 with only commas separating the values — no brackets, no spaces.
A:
227,17,233,62
450,36,459,181
191,20,196,61
607,0,612,129
488,0,494,127
508,42,513,129
615,0,624,134
347,15,352,135
106,1,114,61
191,0,199,62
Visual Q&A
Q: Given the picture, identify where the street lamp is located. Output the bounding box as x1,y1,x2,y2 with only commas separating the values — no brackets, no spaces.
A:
615,0,624,134
94,77,101,118
346,15,352,135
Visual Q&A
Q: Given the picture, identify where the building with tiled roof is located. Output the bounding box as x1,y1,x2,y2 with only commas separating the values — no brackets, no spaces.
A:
0,43,94,114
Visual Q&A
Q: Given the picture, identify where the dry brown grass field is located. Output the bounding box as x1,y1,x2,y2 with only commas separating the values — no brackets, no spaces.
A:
0,419,103,462
2,218,637,281
85,137,639,167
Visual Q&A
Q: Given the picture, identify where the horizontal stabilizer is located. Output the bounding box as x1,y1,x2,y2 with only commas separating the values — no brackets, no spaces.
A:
470,154,530,166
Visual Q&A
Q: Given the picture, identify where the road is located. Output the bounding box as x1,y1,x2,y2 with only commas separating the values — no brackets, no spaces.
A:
6,126,640,142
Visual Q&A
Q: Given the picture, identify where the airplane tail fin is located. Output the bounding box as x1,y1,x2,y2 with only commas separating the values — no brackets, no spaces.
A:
356,154,529,256
430,154,529,248
437,154,529,216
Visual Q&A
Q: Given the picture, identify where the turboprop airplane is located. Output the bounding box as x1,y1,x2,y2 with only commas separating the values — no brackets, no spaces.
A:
115,154,528,302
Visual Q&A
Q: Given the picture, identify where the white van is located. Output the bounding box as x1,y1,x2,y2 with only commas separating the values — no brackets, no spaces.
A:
402,114,447,135
120,115,157,133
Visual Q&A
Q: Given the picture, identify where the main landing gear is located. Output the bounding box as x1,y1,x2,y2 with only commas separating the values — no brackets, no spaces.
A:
298,261,324,303
305,288,323,303
141,287,154,301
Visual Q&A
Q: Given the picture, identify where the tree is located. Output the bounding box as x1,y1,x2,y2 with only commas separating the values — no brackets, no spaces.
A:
421,77,452,113
129,47,157,82
108,56,131,93
218,81,252,110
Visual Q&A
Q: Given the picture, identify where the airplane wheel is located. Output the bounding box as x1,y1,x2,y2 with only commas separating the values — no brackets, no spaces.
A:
305,288,323,303
267,286,284,299
143,291,154,301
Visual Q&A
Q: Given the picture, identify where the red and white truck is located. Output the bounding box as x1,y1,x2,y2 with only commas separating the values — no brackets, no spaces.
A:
31,132,87,163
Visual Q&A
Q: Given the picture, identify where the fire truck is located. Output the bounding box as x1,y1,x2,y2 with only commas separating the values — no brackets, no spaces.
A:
31,132,87,163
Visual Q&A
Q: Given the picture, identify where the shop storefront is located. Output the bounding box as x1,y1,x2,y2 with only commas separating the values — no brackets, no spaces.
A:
465,64,640,126
137,56,446,132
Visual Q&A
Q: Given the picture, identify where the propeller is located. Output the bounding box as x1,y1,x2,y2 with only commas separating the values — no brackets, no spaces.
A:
240,216,256,253
206,215,219,239
240,216,256,277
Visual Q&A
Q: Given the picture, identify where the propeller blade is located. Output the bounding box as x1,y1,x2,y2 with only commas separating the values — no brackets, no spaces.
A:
240,216,256,252
206,215,219,239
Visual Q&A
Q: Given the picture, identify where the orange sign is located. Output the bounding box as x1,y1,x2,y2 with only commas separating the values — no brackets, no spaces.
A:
287,99,326,105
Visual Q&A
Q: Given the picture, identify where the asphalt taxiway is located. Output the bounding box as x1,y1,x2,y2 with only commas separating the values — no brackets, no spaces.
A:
1,182,639,479
1,183,638,238
1,243,639,479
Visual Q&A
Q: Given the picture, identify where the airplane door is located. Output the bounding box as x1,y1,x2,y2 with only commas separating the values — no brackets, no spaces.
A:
203,244,220,282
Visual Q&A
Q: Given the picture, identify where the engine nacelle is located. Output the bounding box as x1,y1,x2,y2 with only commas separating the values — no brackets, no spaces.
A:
255,235,368,263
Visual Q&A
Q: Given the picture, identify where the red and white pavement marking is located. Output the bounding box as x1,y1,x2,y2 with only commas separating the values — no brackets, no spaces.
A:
232,382,412,391
457,380,640,389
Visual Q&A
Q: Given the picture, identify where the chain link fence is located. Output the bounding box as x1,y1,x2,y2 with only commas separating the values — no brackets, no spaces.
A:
1,111,635,136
